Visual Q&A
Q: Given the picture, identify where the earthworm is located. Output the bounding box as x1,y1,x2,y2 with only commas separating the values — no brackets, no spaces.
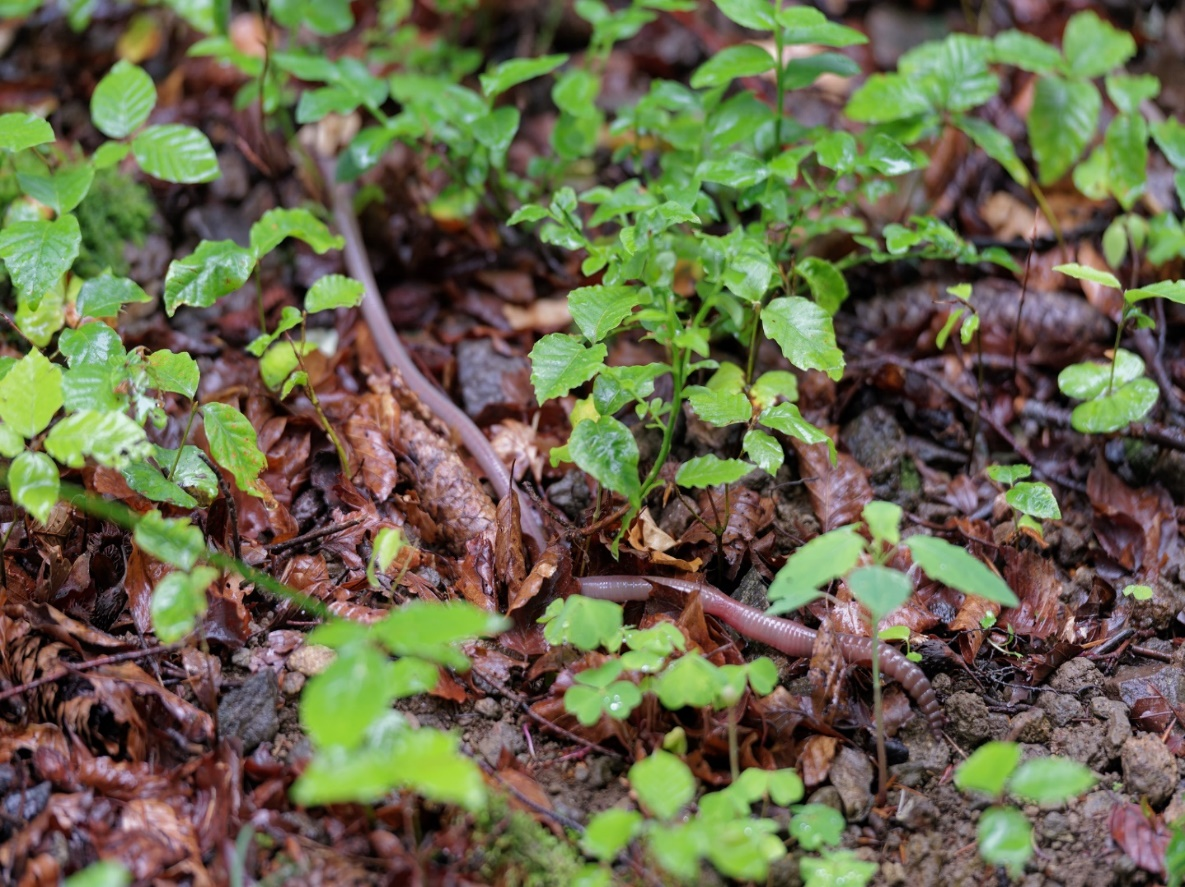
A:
578,575,946,733
327,171,548,553
327,173,944,732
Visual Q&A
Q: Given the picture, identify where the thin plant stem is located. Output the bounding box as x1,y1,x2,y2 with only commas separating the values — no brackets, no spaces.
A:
167,402,200,480
871,632,889,807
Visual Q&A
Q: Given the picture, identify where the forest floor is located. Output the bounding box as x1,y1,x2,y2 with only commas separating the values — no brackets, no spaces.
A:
4,1,1185,885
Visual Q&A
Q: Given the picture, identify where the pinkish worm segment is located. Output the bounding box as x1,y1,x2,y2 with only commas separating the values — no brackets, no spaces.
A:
578,575,946,734
328,172,944,732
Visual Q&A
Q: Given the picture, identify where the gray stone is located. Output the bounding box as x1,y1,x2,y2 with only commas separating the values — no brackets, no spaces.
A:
218,669,279,752
829,746,874,821
1048,658,1105,696
1121,734,1178,807
1036,690,1084,727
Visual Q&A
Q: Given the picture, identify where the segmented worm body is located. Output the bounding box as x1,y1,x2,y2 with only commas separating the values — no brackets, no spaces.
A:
329,173,944,734
578,575,945,733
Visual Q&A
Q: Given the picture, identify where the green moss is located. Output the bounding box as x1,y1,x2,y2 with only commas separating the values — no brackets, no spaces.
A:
471,795,585,887
71,167,156,278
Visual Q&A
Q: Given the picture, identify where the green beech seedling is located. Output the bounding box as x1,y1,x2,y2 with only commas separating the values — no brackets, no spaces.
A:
955,741,1095,876
986,464,1061,540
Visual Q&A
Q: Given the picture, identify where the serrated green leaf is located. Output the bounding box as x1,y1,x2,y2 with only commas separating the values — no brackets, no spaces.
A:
743,428,784,476
568,285,640,343
845,73,932,123
134,510,206,571
91,60,156,138
0,112,55,152
1062,9,1136,78
697,154,768,190
0,214,81,309
1006,482,1061,520
759,402,835,462
990,30,1062,73
76,273,151,318
0,349,62,438
151,566,216,643
371,600,508,670
155,444,219,506
956,115,1030,187
306,274,364,312
1030,76,1100,185
762,296,844,380
987,463,1032,485
1105,113,1147,210
686,385,751,427
59,322,125,367
568,415,641,508
249,207,343,260
674,455,753,488
906,535,1018,607
9,451,59,524
768,527,865,612
797,257,848,315
146,350,200,398
246,306,303,357
44,410,152,469
163,240,254,315
16,164,95,214
132,124,220,184
201,402,268,497
121,459,199,508
529,333,607,402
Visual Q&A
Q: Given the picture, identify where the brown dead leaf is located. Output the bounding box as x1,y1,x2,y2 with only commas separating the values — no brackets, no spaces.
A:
343,414,400,500
799,735,838,788
1110,802,1168,877
998,547,1062,639
1088,459,1178,578
507,547,559,615
793,440,873,532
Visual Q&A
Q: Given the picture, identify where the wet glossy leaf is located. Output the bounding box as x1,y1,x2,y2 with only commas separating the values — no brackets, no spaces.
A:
44,410,151,469
906,535,1018,606
164,240,254,314
1005,482,1061,520
17,164,95,214
568,415,641,508
1126,280,1185,304
372,601,508,671
768,527,865,612
0,112,54,152
743,428,784,476
0,214,81,309
530,333,606,402
1030,76,1099,185
201,402,267,497
800,850,877,887
539,595,624,652
798,257,848,314
789,804,845,850
76,274,152,318
0,348,62,438
134,510,206,571
121,459,198,508
145,350,199,398
250,207,343,259
653,654,722,709
762,296,844,380
760,403,835,463
132,124,219,183
568,285,641,343
565,680,642,725
9,451,59,523
986,464,1032,485
675,454,753,488
91,60,156,138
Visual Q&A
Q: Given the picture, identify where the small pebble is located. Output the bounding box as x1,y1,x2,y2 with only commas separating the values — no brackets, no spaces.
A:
287,644,336,676
231,648,253,668
474,697,502,719
574,762,590,782
281,671,305,695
